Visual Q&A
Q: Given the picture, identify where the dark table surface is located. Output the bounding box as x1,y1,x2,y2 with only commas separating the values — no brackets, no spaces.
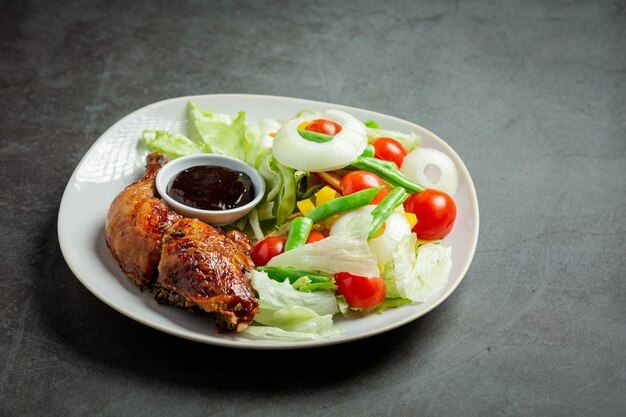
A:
1,0,625,416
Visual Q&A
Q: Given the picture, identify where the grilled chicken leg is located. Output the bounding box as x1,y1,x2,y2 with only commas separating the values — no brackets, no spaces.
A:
105,153,181,287
105,152,259,331
155,219,258,332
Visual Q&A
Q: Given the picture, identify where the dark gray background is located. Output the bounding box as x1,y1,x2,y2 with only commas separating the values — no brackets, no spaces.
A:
1,0,625,416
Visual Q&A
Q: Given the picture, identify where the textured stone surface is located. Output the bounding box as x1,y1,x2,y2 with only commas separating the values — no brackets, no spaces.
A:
1,0,625,416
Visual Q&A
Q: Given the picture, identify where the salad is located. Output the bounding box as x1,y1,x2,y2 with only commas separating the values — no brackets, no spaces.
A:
142,102,458,341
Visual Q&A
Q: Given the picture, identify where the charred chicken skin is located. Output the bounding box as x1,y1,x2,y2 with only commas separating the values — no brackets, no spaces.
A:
156,219,258,332
105,152,259,331
105,153,181,287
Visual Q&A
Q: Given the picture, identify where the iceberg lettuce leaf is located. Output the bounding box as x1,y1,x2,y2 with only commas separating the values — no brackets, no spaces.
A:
391,235,452,302
142,130,204,158
292,276,338,292
188,102,247,160
250,270,339,316
267,213,379,277
366,127,421,152
243,271,342,341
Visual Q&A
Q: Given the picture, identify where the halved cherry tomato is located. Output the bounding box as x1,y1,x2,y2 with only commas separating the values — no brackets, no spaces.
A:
335,272,386,308
371,137,407,168
340,170,389,204
403,188,456,240
306,230,325,244
250,236,286,266
304,119,342,136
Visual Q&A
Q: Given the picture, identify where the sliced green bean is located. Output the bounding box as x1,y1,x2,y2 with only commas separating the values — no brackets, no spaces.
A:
305,186,382,223
360,156,399,172
256,266,331,283
364,120,381,129
368,187,410,238
284,216,313,251
351,156,425,193
297,129,333,143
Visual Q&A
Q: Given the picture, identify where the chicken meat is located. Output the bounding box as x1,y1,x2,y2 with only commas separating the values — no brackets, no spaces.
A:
105,153,181,287
155,219,258,332
105,152,259,331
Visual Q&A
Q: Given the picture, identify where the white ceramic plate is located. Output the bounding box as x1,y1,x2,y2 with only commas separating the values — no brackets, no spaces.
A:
58,94,479,349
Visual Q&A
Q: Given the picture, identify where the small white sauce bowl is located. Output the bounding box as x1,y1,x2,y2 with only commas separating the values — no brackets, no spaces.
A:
155,154,265,226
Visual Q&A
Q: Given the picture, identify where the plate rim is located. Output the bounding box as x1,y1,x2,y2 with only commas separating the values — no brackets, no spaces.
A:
58,93,480,349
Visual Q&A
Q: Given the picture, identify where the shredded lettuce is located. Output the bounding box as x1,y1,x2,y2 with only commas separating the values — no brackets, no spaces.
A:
337,294,411,317
243,320,340,341
381,262,402,299
250,270,339,315
256,154,295,225
242,118,277,168
242,270,341,341
267,213,380,277
366,127,421,152
234,120,296,234
188,103,247,160
295,170,323,199
292,276,337,292
141,130,204,158
386,234,452,302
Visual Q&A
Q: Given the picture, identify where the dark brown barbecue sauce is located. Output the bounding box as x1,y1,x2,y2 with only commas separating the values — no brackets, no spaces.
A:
167,165,255,211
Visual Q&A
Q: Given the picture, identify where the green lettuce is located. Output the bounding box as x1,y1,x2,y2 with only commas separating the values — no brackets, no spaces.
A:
188,103,247,160
241,270,341,341
337,295,411,317
366,127,421,152
292,276,338,292
385,235,452,302
250,270,338,315
267,212,379,278
141,130,204,158
294,170,323,199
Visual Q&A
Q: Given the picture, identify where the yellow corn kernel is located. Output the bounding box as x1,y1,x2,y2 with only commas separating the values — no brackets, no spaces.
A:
268,132,276,138
297,121,310,131
314,186,337,207
378,263,386,274
404,212,418,229
297,199,316,216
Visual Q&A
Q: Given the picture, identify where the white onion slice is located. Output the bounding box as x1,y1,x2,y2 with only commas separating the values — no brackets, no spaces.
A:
330,206,412,265
400,148,459,197
271,110,367,172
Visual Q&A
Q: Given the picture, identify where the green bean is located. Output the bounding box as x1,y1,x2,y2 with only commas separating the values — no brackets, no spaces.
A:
360,156,398,172
256,266,331,283
305,186,382,223
364,120,380,129
284,216,313,251
297,129,333,143
351,156,425,193
368,187,410,239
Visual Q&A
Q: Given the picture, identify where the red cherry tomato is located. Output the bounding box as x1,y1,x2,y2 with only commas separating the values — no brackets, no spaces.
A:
304,119,342,136
371,137,407,168
404,188,456,240
335,272,386,308
306,230,325,244
250,237,286,266
340,170,389,204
